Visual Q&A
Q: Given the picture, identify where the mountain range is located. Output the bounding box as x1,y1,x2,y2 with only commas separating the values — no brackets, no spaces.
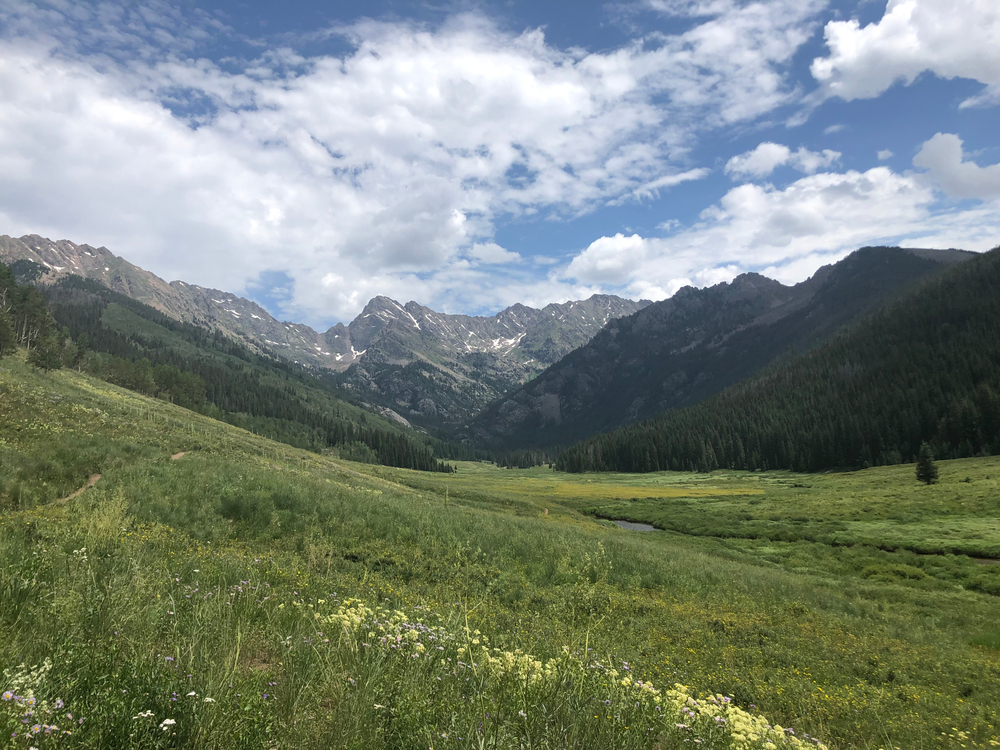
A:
2,233,984,461
0,234,646,429
470,246,974,449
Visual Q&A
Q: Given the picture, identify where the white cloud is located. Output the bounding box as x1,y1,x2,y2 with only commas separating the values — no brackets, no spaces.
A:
565,165,1000,298
468,242,521,265
643,0,739,16
0,0,827,324
567,233,649,286
878,149,894,160
725,143,841,179
619,168,711,203
913,133,1000,199
725,143,792,179
693,264,740,286
811,0,1000,107
791,147,842,174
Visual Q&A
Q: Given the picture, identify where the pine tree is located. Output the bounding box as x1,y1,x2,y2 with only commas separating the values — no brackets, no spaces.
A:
0,309,16,357
915,441,939,485
27,333,64,371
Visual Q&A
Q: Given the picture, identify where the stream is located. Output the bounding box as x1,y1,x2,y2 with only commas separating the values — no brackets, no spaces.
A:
612,520,660,532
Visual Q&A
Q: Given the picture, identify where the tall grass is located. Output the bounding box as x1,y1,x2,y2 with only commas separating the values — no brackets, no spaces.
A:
1,356,999,748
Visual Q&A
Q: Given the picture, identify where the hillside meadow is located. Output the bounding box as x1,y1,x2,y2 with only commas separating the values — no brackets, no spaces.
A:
1,354,999,749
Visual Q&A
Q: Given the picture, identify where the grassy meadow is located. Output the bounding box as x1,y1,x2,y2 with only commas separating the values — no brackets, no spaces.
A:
1,353,999,749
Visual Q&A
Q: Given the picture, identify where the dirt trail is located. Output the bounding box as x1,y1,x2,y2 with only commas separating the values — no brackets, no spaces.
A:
56,473,101,505
54,451,185,506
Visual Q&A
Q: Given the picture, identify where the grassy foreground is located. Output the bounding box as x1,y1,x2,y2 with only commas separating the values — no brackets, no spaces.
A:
1,354,999,749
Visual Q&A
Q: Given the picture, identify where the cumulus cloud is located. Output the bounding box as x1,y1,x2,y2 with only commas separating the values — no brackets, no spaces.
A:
0,0,827,324
913,133,1000,199
878,150,894,160
566,233,650,286
565,165,1000,299
725,143,841,179
725,143,792,179
468,242,521,265
811,0,1000,107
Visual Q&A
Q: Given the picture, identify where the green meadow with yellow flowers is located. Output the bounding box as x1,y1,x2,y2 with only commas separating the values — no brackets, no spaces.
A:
2,353,998,749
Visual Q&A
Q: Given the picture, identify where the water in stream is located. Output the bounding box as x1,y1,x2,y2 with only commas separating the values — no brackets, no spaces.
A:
612,520,659,531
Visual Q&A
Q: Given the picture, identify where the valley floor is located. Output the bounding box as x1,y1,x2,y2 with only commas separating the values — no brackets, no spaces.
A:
1,355,998,749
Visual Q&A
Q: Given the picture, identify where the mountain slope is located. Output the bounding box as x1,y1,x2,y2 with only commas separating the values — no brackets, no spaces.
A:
556,246,1000,473
0,234,346,367
0,262,456,470
472,246,973,449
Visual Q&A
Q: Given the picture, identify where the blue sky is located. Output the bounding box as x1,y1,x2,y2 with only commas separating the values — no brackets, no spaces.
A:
0,0,997,328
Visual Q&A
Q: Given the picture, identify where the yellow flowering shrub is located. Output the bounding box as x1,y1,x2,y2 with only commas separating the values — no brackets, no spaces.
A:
298,597,827,750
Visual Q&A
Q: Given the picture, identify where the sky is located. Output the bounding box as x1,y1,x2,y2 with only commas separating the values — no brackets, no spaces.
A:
0,0,997,328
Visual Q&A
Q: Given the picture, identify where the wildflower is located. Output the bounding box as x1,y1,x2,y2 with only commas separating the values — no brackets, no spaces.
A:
1,691,12,701
203,698,215,703
160,718,176,731
133,711,155,719
186,691,197,697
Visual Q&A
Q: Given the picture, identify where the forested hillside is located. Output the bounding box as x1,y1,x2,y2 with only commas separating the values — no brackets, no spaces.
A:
557,247,1000,473
1,262,455,471
472,246,970,450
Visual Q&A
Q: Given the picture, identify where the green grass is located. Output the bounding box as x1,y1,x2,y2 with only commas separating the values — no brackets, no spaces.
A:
2,353,999,749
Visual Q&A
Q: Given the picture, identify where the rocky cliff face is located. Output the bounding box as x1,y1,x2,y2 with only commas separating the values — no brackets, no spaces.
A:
330,294,650,430
469,246,975,449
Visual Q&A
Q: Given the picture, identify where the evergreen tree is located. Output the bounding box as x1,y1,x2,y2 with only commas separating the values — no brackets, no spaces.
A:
27,333,64,370
73,331,89,369
0,309,16,357
916,441,939,485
